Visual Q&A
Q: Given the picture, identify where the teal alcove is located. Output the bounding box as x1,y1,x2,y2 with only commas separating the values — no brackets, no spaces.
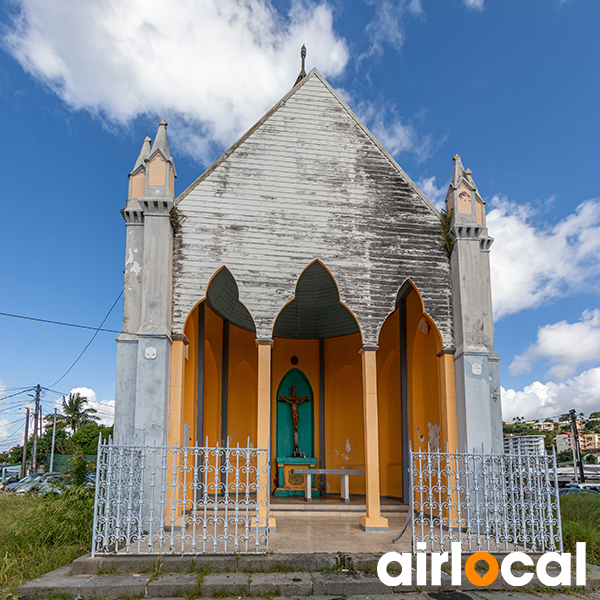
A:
276,368,314,459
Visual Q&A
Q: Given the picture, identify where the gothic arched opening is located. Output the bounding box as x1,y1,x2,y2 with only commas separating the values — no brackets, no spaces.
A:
271,261,364,498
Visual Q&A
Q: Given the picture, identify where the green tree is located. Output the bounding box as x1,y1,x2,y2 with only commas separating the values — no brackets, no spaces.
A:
5,429,73,470
590,412,600,419
44,393,100,433
66,446,91,486
557,450,574,463
37,429,73,467
71,423,113,455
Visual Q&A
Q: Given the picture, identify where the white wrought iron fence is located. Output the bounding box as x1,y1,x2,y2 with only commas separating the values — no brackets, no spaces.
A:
92,437,270,555
409,444,562,553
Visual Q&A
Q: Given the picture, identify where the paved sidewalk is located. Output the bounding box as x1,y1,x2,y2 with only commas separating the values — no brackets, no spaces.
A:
17,559,600,599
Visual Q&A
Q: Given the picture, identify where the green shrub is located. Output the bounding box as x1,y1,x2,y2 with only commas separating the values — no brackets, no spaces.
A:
560,494,600,566
66,446,92,486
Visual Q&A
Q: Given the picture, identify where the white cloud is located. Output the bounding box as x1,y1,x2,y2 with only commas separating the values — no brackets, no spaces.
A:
501,367,600,421
487,197,600,318
509,310,600,381
417,176,447,210
3,0,349,163
362,0,423,59
0,418,10,446
463,0,484,9
358,102,435,161
53,387,115,427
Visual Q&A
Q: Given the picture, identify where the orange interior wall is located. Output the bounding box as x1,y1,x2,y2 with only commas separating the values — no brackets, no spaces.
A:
377,309,402,498
272,338,320,464
324,332,364,495
406,292,442,452
183,308,198,446
227,325,257,449
203,306,222,446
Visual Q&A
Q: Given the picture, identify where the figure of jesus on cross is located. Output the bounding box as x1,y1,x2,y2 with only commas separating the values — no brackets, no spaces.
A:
277,385,311,457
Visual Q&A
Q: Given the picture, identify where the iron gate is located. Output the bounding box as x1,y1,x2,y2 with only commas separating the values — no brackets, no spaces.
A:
409,444,563,553
92,438,271,555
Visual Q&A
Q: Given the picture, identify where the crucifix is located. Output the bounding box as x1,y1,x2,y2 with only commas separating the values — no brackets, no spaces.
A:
277,385,311,457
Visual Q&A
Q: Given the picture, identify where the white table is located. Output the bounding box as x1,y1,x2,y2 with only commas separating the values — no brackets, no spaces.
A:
292,468,364,502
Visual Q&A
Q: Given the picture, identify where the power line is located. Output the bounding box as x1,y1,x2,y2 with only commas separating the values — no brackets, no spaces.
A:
49,291,123,388
0,416,27,449
4,385,38,391
0,311,121,334
38,390,115,416
41,387,70,397
0,388,36,401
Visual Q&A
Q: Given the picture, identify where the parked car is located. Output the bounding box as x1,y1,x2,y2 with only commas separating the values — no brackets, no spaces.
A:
559,487,600,496
0,473,21,492
32,474,69,496
32,473,96,496
3,472,46,494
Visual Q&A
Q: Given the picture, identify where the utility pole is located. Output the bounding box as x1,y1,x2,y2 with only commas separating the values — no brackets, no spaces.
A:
49,408,57,473
571,423,579,483
31,384,41,474
21,408,30,479
570,409,586,483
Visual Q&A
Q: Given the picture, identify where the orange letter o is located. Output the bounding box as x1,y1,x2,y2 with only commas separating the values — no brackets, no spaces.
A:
464,552,499,587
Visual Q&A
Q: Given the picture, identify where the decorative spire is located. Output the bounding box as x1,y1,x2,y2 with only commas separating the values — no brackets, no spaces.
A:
151,119,171,158
293,45,307,87
451,154,465,189
131,136,151,173
446,154,486,227
463,167,475,187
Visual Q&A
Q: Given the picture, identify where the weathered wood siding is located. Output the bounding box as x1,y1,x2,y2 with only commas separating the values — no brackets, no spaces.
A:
172,71,453,347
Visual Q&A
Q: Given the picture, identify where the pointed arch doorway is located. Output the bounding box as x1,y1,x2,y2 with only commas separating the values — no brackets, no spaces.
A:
276,369,314,459
272,261,363,499
274,368,317,497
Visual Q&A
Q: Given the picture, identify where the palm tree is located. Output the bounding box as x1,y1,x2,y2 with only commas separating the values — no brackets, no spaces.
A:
44,393,100,433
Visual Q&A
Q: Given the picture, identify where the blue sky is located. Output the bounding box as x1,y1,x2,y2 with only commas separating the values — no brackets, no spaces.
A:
1,0,599,451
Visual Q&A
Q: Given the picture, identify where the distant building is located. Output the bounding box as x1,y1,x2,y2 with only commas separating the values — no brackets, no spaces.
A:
581,434,600,452
530,422,555,431
504,435,545,455
557,432,600,454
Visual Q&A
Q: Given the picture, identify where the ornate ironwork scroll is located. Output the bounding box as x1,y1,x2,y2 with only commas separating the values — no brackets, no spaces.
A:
409,443,562,554
92,437,270,555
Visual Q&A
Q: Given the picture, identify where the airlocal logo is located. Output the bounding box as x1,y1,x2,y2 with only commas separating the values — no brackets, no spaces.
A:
378,543,586,587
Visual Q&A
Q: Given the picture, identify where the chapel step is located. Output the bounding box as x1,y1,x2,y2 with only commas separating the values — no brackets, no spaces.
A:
270,502,408,514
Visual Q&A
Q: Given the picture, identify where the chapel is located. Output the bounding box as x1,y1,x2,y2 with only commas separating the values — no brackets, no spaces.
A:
113,56,502,532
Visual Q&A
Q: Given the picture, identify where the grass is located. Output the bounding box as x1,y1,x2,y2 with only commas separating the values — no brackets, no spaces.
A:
560,494,600,566
267,562,298,573
0,485,597,599
0,486,94,598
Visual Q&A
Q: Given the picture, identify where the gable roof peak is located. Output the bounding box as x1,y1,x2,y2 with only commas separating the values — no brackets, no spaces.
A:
177,65,439,218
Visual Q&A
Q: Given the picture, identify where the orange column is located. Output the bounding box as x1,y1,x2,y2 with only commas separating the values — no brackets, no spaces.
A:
437,349,459,525
359,346,389,531
255,339,276,530
438,350,458,453
168,339,186,446
167,338,186,525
